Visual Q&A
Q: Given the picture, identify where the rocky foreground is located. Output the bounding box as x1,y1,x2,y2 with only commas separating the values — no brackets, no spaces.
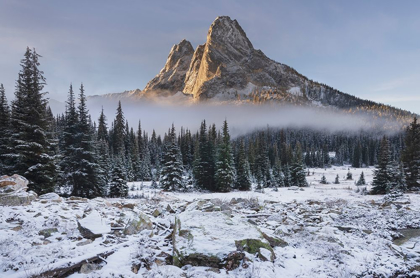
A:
1,169,420,277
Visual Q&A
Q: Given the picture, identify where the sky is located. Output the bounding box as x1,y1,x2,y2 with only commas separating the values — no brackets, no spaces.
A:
1,0,420,114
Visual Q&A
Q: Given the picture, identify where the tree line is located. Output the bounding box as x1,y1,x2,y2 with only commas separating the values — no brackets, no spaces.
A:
0,48,419,197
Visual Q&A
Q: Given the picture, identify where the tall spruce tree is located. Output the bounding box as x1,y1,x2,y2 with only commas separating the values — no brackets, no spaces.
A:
160,124,184,191
215,120,235,192
193,120,215,191
371,136,393,194
109,155,128,197
59,84,79,194
401,117,420,190
70,84,103,198
290,143,308,187
8,48,57,194
112,101,126,156
235,139,252,191
0,84,11,173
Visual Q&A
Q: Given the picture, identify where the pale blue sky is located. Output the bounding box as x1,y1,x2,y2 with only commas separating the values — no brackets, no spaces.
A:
1,0,419,113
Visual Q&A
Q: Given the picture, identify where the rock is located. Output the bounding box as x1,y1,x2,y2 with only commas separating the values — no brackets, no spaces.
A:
0,174,28,191
122,203,136,210
152,208,162,217
261,232,288,248
143,39,194,96
11,226,22,232
76,239,93,246
80,263,100,274
0,175,37,206
166,204,175,213
39,228,58,238
173,209,271,269
123,212,153,235
235,238,275,262
39,193,62,203
77,210,111,239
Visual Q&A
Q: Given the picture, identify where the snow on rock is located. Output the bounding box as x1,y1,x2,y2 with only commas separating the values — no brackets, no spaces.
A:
173,204,275,269
0,174,37,206
77,210,111,239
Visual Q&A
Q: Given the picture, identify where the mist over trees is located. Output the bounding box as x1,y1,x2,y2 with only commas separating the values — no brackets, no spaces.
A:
0,49,419,197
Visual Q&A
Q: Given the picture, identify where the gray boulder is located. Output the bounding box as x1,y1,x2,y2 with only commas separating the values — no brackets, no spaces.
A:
0,174,37,206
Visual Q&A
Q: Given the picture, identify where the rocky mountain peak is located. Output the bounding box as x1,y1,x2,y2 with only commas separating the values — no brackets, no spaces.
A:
206,16,254,57
143,39,194,96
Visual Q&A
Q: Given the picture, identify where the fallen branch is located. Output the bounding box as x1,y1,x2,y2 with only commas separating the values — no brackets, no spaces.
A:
33,250,115,278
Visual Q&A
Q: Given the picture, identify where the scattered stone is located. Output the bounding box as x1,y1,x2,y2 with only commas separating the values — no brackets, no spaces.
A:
39,193,62,203
0,175,37,206
76,239,93,246
77,210,111,239
124,212,153,235
39,228,58,238
166,204,175,213
152,208,162,217
80,263,100,274
11,226,22,232
122,203,136,210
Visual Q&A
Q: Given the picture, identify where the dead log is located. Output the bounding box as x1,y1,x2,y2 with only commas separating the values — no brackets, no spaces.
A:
33,250,115,278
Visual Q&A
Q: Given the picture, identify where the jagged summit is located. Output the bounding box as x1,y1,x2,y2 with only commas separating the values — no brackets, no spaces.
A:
95,16,415,124
143,39,194,96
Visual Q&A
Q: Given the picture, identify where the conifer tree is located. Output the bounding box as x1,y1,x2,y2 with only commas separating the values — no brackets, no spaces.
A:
0,84,11,173
334,174,340,184
272,154,285,187
290,143,308,187
283,164,292,187
71,84,103,198
371,136,393,194
356,172,366,185
215,120,235,192
60,84,80,194
346,171,353,180
401,117,420,189
160,124,184,191
235,139,251,191
8,48,57,194
109,155,128,197
193,120,215,191
112,101,125,156
320,174,328,184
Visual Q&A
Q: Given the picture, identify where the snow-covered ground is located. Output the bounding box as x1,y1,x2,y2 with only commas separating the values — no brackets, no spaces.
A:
1,166,420,277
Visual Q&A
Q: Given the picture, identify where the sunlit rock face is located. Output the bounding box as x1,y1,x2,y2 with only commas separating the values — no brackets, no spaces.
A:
143,39,194,96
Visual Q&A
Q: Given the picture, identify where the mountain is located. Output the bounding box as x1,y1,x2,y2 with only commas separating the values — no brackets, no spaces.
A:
91,16,415,126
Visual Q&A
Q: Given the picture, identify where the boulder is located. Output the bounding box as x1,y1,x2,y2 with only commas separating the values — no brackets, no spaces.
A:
80,263,100,274
39,193,62,203
77,210,111,239
39,228,59,239
123,212,153,235
0,174,37,206
173,208,273,269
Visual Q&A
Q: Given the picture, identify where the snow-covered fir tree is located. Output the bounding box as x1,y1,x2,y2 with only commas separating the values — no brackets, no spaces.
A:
160,124,184,191
0,84,11,173
356,172,366,185
108,155,128,197
334,174,340,184
234,139,251,191
371,136,398,194
402,117,420,190
214,120,235,192
290,143,308,187
8,48,58,194
70,84,103,198
320,174,328,184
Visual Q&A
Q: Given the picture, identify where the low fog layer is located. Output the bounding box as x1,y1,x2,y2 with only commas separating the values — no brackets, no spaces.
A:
49,98,400,137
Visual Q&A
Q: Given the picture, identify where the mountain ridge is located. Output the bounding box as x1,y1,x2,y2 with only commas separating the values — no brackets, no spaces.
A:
92,16,416,125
